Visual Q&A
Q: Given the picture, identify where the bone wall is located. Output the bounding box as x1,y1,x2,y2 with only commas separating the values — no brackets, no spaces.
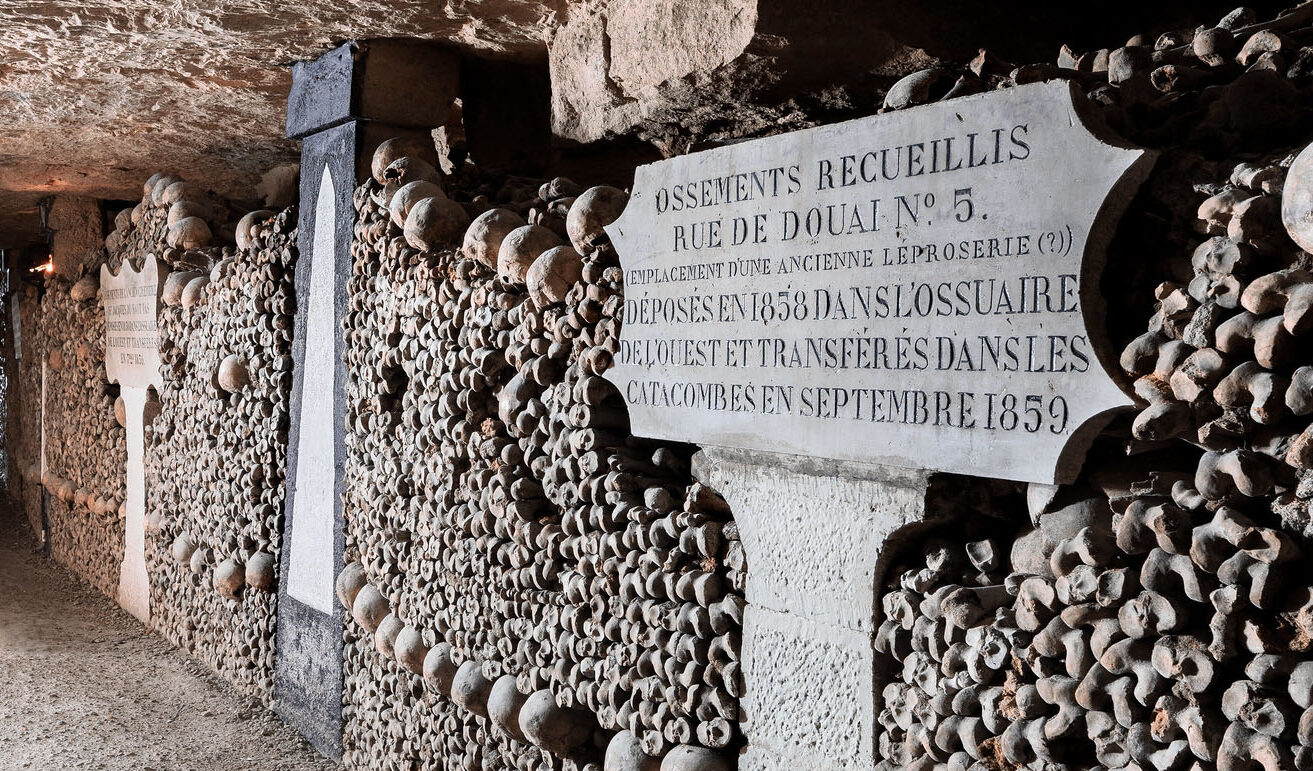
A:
141,195,298,702
871,6,1313,769
9,7,1313,771
2,172,299,703
35,275,126,598
12,283,44,539
335,147,744,771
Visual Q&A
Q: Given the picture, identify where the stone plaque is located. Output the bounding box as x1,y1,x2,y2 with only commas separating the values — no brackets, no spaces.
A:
101,254,167,623
605,80,1155,484
102,255,165,389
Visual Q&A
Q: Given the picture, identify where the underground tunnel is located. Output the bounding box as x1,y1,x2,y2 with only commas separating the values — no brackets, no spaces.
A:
5,2,1313,770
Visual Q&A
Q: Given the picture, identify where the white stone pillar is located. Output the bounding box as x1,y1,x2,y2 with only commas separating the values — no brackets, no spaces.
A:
283,165,340,615
101,254,166,624
692,448,930,771
117,384,150,622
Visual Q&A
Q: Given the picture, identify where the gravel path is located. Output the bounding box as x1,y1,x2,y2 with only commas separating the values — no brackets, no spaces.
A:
0,503,337,770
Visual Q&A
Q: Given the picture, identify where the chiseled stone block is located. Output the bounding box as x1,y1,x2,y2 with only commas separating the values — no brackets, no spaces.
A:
286,40,459,140
693,447,930,770
742,609,874,770
48,195,103,279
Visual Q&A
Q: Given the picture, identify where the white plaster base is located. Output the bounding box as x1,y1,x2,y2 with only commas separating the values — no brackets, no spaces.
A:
692,448,930,771
117,384,150,623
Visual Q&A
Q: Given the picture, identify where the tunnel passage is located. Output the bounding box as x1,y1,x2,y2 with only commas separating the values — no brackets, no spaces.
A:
7,4,1313,771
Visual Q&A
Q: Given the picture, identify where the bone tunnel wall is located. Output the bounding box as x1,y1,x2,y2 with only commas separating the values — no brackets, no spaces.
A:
13,271,126,597
8,181,299,701
0,159,752,770
318,21,1313,768
11,282,45,542
335,161,746,770
143,203,299,701
871,26,1313,771
0,31,748,766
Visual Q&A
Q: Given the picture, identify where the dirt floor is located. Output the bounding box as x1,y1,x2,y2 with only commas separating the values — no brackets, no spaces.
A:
0,504,337,771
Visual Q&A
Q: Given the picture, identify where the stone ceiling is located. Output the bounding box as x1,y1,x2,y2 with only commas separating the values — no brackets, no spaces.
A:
0,0,1274,249
0,0,560,248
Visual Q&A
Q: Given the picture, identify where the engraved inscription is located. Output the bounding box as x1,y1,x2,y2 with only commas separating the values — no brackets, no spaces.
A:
605,81,1156,484
101,255,166,389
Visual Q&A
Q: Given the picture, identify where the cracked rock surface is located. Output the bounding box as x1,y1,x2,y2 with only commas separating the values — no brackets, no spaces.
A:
0,0,560,246
0,0,1247,248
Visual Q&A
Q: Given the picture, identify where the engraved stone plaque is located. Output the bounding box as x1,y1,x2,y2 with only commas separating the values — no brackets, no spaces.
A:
102,255,165,390
101,254,167,623
606,80,1156,484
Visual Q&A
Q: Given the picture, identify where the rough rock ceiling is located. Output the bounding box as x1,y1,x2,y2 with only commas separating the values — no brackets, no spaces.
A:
0,1,560,247
0,0,1277,249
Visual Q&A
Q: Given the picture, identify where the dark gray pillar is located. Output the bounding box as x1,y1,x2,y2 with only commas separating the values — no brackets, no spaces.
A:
275,39,458,758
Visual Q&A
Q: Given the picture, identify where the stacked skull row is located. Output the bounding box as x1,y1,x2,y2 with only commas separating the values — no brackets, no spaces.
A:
884,2,1313,138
